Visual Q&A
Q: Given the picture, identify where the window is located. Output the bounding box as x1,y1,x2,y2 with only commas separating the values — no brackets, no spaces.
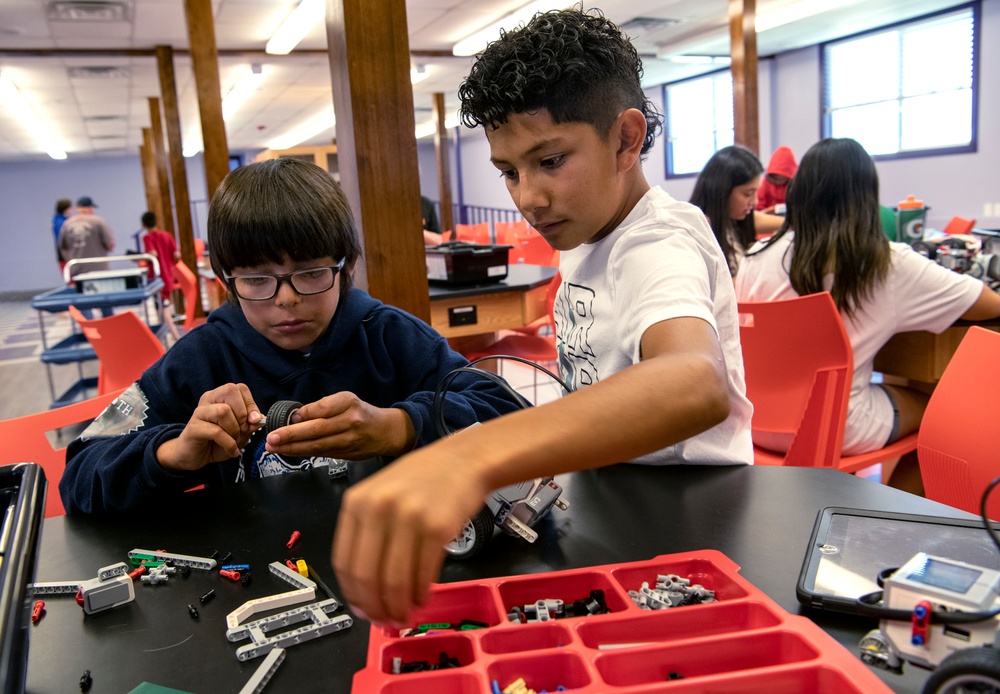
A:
663,70,734,175
822,4,978,158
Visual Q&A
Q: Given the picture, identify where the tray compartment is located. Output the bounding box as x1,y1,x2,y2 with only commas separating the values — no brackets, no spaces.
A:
576,599,783,650
594,629,820,686
380,633,475,674
378,671,485,694
480,623,573,654
487,651,592,692
642,663,878,694
496,570,631,621
382,583,503,637
610,554,751,603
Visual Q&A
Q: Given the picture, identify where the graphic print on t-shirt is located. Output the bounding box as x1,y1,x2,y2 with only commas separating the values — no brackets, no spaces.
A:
80,383,150,439
555,282,598,391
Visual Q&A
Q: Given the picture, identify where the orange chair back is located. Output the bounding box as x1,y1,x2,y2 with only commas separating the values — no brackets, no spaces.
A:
68,306,166,395
943,216,976,236
740,294,919,473
738,294,853,468
918,327,1000,518
454,223,490,245
174,259,208,331
0,389,125,517
516,227,557,266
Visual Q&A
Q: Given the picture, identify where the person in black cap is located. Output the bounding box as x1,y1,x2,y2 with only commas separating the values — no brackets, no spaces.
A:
58,196,116,278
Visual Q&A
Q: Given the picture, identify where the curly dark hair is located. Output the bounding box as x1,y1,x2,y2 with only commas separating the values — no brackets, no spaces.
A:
458,7,663,155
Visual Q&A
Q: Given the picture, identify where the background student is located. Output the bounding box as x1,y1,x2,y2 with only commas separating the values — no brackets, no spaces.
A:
735,137,1000,492
58,195,115,278
331,8,753,626
139,211,182,341
755,145,797,213
60,158,524,514
689,146,767,277
51,198,71,272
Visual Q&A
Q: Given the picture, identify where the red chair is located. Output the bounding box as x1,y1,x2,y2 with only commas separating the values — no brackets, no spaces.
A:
68,306,166,395
917,327,1000,519
454,223,490,245
515,270,561,337
0,389,125,517
495,221,526,264
738,293,917,473
174,259,209,332
515,226,558,266
466,273,562,403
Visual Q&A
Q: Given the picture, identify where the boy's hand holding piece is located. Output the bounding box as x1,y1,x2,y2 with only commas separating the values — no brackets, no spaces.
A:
264,392,416,460
157,383,262,472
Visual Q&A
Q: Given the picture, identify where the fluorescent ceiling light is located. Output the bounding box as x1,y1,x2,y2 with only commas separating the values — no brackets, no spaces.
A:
453,2,570,57
266,0,324,55
756,0,863,33
415,115,461,139
0,71,67,159
670,55,731,65
223,64,264,121
267,108,335,150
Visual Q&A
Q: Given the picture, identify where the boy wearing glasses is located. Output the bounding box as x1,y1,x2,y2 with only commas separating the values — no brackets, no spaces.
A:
60,158,524,514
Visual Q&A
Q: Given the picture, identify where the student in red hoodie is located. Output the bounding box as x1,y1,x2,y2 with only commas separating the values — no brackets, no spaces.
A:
755,146,798,214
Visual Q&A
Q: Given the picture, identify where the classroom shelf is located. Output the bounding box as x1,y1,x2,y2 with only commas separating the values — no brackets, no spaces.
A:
30,280,164,407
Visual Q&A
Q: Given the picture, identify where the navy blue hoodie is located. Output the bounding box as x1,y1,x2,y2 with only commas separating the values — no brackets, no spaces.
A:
60,289,524,514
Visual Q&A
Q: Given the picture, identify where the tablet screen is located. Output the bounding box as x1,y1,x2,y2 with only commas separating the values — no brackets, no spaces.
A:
797,507,1000,613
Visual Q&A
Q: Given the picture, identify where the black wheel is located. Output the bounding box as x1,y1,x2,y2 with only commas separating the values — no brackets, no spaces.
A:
444,507,494,560
924,647,1000,694
266,400,303,433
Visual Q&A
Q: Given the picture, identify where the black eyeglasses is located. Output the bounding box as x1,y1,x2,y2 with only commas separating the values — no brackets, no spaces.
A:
225,259,346,301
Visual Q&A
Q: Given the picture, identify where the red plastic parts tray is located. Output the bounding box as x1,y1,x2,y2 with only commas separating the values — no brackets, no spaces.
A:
351,549,891,693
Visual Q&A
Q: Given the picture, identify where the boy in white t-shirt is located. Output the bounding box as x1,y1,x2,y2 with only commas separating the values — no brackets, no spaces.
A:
329,8,753,625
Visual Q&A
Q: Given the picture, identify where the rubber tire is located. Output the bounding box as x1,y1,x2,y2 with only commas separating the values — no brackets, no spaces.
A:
444,507,494,560
266,400,303,433
923,646,1000,694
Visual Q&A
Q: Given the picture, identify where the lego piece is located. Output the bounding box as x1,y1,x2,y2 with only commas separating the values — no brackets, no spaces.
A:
128,549,217,570
269,560,316,591
222,564,252,572
79,669,92,692
31,600,45,624
241,573,253,587
306,564,337,601
221,552,233,564
128,566,147,581
97,562,130,581
238,647,286,694
78,575,135,614
220,569,242,582
188,604,199,619
226,587,316,629
295,559,309,577
911,600,932,646
227,599,352,661
200,589,216,605
286,530,301,549
391,656,402,674
30,580,84,596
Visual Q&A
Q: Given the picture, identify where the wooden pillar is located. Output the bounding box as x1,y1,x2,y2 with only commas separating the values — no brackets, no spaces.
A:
729,0,759,155
184,0,230,200
326,0,429,321
156,45,200,319
432,92,454,237
140,129,163,225
147,97,175,233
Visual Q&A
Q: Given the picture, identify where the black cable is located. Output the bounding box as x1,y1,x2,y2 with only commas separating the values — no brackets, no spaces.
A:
981,475,1000,553
431,355,571,439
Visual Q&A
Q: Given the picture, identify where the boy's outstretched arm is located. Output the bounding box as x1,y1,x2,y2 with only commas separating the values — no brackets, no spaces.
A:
332,316,730,625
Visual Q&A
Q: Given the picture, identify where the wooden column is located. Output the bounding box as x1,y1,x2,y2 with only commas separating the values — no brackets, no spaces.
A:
326,0,429,321
147,97,175,232
156,44,200,320
184,0,230,200
432,92,454,237
729,0,759,155
140,129,163,224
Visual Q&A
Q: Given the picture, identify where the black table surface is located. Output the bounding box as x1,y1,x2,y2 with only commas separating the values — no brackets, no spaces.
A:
428,263,557,300
26,464,969,694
